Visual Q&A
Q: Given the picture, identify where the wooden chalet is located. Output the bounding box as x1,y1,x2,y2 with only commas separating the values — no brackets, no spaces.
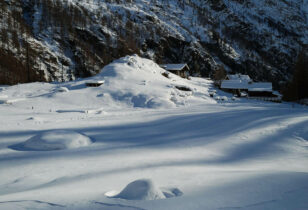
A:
160,64,190,78
220,74,281,102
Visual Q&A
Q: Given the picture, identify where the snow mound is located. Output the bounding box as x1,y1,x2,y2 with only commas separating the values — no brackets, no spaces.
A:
107,179,166,200
77,54,212,109
55,87,69,92
10,130,92,151
94,55,174,108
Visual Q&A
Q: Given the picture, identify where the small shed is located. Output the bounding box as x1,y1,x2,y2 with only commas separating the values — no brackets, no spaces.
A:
160,64,190,78
85,80,104,87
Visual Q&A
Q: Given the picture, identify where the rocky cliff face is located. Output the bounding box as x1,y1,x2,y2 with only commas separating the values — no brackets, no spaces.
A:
0,0,307,88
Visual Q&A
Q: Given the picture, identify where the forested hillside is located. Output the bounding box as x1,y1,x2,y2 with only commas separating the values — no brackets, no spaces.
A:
0,0,307,88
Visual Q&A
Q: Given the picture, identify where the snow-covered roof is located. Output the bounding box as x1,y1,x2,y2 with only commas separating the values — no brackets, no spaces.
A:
221,80,272,92
221,80,249,89
160,64,189,71
248,82,272,92
85,80,105,87
226,74,251,82
86,80,104,84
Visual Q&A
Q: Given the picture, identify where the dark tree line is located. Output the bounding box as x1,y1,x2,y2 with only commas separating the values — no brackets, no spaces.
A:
283,46,308,101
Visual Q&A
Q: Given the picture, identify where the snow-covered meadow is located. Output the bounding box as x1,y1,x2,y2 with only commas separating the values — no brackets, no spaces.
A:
0,56,307,210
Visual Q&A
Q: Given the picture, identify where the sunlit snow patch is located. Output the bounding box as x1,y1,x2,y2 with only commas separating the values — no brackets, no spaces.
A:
10,130,92,151
105,179,183,201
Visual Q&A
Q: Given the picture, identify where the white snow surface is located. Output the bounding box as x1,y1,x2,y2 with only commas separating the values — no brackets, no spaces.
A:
0,55,308,209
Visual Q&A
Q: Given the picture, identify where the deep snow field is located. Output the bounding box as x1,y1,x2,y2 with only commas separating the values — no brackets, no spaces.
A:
0,55,308,210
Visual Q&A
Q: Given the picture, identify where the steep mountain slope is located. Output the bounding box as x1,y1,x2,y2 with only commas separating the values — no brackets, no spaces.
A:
0,0,307,88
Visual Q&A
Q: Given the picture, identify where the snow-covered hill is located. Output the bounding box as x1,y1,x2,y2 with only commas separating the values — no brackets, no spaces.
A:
0,55,215,111
0,55,308,209
0,0,307,88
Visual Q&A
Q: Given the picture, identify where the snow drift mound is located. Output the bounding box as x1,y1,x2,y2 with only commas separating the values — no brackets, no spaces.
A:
10,130,92,151
82,55,198,109
107,179,166,200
